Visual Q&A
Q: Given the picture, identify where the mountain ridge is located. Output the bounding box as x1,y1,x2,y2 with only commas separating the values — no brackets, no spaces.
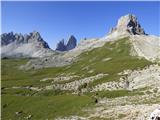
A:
19,14,160,70
1,31,55,58
1,14,159,63
1,31,50,48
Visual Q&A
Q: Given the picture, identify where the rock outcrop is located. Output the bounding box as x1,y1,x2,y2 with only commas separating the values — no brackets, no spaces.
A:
130,35,160,62
1,31,50,48
55,39,66,51
109,14,146,35
66,35,77,51
56,35,77,51
1,31,55,58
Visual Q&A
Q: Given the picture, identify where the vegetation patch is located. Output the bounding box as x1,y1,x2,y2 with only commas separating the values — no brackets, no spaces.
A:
2,94,94,120
86,89,144,98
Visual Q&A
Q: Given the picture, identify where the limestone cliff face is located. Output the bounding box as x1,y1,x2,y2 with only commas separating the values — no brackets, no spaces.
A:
66,35,77,51
1,31,54,58
55,39,66,51
106,14,160,62
109,14,146,35
56,35,77,51
1,31,50,48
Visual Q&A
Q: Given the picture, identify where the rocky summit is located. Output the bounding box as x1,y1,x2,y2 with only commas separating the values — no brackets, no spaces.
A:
1,31,55,58
1,31,49,48
56,35,77,51
55,39,66,51
109,14,146,35
66,35,77,51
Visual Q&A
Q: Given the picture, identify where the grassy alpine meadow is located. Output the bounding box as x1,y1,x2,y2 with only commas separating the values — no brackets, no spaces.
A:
1,59,94,119
2,94,93,120
1,38,154,120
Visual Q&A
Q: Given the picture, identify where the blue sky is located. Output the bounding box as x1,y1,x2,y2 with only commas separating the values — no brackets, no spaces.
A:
2,1,160,49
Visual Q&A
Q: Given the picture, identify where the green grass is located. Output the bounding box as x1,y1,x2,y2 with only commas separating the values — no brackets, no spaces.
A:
69,37,152,87
85,89,144,99
1,37,154,119
2,94,94,120
2,88,36,96
118,113,127,119
1,59,65,88
1,59,94,120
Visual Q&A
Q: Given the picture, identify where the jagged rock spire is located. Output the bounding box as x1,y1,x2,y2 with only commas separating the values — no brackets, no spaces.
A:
56,35,77,51
56,39,66,51
66,35,77,51
1,31,54,58
109,14,146,35
1,31,50,48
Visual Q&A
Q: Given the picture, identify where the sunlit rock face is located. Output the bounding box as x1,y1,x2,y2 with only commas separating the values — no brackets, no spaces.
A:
109,14,146,35
1,31,54,58
1,31,50,48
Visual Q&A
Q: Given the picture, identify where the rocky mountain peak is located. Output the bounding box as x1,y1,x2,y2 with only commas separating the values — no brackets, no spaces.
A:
55,39,66,51
109,14,146,35
56,35,77,51
66,35,77,51
1,31,50,48
1,32,15,46
29,31,42,41
1,31,54,58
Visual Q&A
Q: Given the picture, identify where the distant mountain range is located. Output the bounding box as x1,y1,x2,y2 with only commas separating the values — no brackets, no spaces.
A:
1,14,160,64
1,31,55,58
1,31,77,58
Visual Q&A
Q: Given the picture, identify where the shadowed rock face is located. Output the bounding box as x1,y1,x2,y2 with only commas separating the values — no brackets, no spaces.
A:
109,14,146,35
55,39,66,51
1,32,15,46
66,35,77,51
56,35,77,51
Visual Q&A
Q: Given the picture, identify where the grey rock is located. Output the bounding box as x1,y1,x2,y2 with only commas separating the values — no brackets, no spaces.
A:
55,35,77,51
109,14,146,35
23,34,30,43
15,111,23,115
1,31,50,48
1,31,54,58
66,35,77,51
1,32,15,46
56,39,66,51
